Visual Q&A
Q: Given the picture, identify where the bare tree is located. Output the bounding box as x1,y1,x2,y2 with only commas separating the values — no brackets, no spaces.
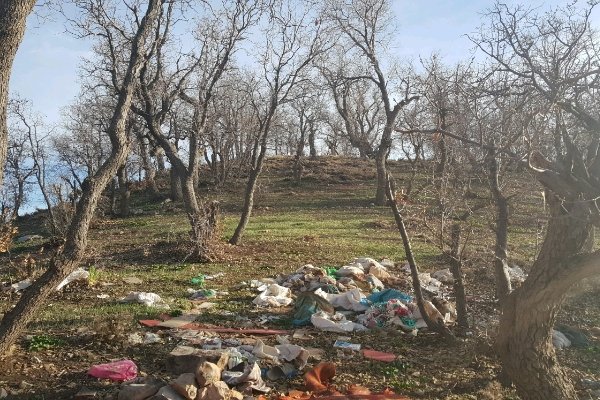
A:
0,0,164,356
468,3,600,398
229,0,327,244
326,0,419,205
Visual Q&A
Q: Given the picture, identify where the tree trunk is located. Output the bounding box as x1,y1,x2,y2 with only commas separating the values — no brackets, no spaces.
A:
117,165,130,217
385,173,455,339
486,149,512,301
229,167,259,245
496,199,596,400
0,0,36,190
138,136,159,195
308,129,317,159
374,148,388,205
449,223,469,331
169,167,183,201
0,0,163,356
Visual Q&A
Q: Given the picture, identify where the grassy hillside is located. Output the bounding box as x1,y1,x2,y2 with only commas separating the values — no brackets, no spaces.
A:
0,156,598,399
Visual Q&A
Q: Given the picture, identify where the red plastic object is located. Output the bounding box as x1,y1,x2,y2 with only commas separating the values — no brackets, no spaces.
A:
362,349,397,362
88,359,138,381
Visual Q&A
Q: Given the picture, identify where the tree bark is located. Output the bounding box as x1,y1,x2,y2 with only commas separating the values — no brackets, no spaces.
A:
117,165,130,217
138,136,159,195
374,133,390,205
0,0,163,356
486,149,512,301
169,167,183,201
496,198,596,400
449,223,469,331
0,0,36,190
229,167,259,245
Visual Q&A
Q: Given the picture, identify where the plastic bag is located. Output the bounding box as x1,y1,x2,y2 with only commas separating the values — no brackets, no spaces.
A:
122,292,168,308
314,288,368,312
253,284,293,307
56,268,90,290
88,359,137,381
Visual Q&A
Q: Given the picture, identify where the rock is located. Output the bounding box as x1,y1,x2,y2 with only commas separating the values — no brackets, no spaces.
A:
196,381,230,400
195,362,221,387
171,373,198,400
166,346,226,375
149,386,186,400
0,388,6,399
119,378,163,400
591,327,600,337
74,388,98,399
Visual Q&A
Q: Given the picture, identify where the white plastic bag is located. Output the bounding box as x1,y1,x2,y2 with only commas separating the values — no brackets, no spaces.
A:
56,268,90,290
252,284,293,307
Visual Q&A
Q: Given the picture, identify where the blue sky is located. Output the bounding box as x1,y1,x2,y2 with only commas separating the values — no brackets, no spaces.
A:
9,0,589,127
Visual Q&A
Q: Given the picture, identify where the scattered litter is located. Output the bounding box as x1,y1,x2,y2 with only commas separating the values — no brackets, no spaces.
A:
417,273,442,294
128,332,162,345
311,311,366,333
314,288,368,312
122,292,169,308
507,265,527,283
96,294,109,299
88,359,137,381
190,275,205,286
362,349,397,362
555,325,589,348
293,292,335,326
187,288,217,300
304,362,336,392
10,279,32,291
205,272,225,280
56,268,90,290
253,284,293,307
432,269,454,284
333,340,361,351
552,330,571,349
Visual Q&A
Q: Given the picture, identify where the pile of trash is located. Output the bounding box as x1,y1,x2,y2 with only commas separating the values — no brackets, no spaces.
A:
249,257,456,335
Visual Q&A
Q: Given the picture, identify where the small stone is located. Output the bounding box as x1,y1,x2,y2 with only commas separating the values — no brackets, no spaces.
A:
591,327,600,336
171,373,198,400
196,382,230,400
195,362,221,387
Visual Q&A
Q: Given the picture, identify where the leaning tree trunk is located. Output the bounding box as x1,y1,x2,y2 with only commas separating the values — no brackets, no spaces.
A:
0,0,162,356
496,198,597,400
486,149,512,301
229,167,260,245
385,173,455,340
0,0,36,190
